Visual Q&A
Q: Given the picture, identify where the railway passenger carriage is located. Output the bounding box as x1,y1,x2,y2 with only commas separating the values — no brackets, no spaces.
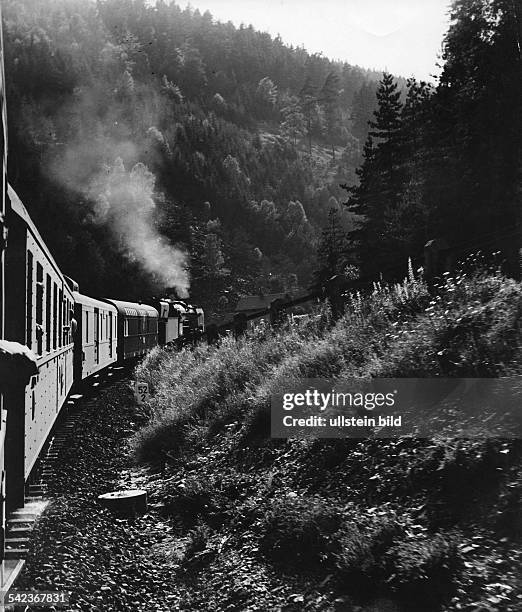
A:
72,292,118,381
0,2,9,578
4,186,75,509
102,299,158,361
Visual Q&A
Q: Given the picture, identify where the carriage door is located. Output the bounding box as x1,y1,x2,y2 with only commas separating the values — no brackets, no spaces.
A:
94,308,100,364
108,312,113,358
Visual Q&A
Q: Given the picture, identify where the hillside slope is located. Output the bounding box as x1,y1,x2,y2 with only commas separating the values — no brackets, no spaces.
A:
3,0,381,306
131,268,522,611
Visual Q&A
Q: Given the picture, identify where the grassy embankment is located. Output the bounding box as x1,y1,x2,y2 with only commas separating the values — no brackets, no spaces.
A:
133,265,522,611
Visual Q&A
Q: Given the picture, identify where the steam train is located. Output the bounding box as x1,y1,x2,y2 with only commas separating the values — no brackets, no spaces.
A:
0,192,205,554
0,182,204,561
0,5,204,578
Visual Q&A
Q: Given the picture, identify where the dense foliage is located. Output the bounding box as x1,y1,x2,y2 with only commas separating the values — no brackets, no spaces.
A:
133,268,522,610
3,0,381,310
3,0,520,312
345,0,521,280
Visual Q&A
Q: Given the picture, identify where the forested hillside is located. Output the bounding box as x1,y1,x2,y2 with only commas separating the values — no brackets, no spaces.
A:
342,0,521,283
4,0,520,315
11,3,522,608
3,0,383,311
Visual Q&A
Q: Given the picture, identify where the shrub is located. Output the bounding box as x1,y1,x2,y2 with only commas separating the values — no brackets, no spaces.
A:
335,519,461,606
134,270,521,467
159,475,216,525
334,515,403,589
129,269,521,610
133,419,188,465
259,494,344,567
181,523,214,564
387,532,462,604
133,322,317,462
376,272,522,378
420,440,518,528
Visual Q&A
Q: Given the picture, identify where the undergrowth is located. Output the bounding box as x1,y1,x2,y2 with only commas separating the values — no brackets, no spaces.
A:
132,267,522,611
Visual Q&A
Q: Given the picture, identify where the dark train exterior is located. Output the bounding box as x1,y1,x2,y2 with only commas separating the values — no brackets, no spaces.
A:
152,298,205,345
103,299,158,361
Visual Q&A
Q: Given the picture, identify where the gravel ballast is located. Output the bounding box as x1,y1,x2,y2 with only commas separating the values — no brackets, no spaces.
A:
17,382,179,611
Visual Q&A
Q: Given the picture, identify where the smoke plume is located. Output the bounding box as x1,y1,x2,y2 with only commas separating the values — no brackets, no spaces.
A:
90,158,189,296
45,87,189,297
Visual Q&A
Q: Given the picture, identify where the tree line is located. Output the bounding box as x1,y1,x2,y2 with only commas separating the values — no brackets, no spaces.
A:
3,0,383,315
316,0,521,284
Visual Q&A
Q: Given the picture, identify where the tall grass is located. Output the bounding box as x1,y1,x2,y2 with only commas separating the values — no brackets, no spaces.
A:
131,267,521,608
133,268,520,463
133,313,325,462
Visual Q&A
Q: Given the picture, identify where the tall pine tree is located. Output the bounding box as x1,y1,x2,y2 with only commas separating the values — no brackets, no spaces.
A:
430,0,521,275
344,72,406,278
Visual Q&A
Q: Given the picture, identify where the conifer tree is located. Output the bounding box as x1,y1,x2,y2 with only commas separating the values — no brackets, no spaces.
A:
344,73,405,277
430,0,521,276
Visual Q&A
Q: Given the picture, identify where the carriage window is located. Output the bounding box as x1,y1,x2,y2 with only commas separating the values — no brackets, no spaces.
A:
65,298,70,344
68,299,72,344
58,288,63,348
36,263,43,355
53,283,58,350
63,299,67,344
26,251,33,349
85,310,89,342
46,274,52,352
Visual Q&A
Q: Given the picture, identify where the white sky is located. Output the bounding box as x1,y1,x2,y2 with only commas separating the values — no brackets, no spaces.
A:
178,0,452,81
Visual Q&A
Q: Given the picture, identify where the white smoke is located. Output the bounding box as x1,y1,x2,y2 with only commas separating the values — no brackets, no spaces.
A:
89,158,189,296
45,87,189,297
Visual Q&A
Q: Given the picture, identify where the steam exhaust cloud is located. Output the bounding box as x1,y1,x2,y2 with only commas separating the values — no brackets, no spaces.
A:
46,86,189,297
91,158,189,296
